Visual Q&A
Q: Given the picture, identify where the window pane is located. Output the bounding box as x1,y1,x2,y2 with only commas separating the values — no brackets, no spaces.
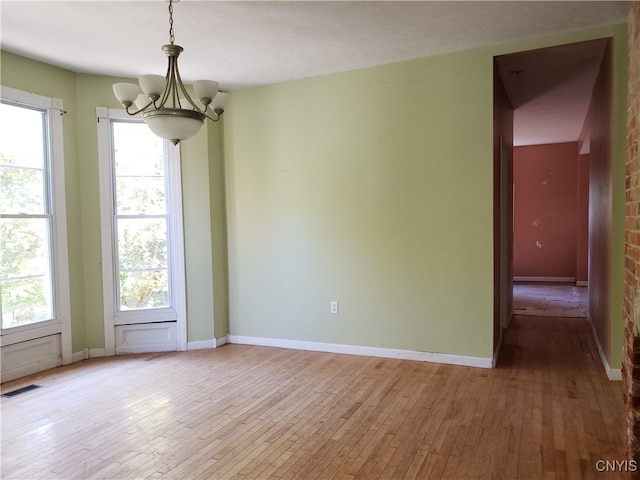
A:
112,122,165,215
117,217,169,310
120,270,169,310
0,217,53,328
116,176,165,215
0,103,46,214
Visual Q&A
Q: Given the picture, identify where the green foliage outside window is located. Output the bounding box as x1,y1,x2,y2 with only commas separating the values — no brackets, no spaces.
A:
0,152,52,328
112,122,170,311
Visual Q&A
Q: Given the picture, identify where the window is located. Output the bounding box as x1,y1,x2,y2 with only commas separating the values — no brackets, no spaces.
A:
0,86,71,367
112,121,170,311
0,102,54,328
97,108,186,354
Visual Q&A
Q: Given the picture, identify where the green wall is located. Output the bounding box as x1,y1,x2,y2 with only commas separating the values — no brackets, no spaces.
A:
1,20,628,364
224,50,495,357
208,121,230,343
224,24,628,360
181,127,216,343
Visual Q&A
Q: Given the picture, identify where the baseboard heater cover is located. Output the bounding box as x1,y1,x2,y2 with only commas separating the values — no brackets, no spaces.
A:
1,384,41,397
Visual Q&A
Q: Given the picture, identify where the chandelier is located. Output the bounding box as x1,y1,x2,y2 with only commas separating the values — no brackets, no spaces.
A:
112,0,229,145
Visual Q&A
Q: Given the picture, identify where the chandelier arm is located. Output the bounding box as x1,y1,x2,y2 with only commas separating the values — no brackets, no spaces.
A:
124,101,155,116
202,111,221,122
169,57,180,108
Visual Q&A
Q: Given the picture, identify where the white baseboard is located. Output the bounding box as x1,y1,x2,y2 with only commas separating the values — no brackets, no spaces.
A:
88,348,106,358
186,336,228,350
72,348,105,362
514,276,576,283
116,344,176,355
71,350,86,363
586,313,622,381
187,339,216,350
576,281,588,287
227,335,492,369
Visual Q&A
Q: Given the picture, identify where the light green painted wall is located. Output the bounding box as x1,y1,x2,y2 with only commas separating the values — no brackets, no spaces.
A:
225,49,495,358
224,24,628,360
181,128,216,342
1,51,86,352
208,122,230,341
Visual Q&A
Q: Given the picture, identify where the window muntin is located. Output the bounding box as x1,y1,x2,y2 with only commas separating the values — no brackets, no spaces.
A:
0,102,55,329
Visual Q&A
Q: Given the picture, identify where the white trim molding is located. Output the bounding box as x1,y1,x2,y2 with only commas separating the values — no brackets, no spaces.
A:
228,335,493,369
0,87,72,369
587,313,622,381
88,348,106,358
187,339,216,350
186,336,229,350
71,348,107,363
96,107,187,355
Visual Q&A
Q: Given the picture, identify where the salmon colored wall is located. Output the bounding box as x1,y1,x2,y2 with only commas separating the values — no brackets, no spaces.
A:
576,154,590,283
514,142,580,278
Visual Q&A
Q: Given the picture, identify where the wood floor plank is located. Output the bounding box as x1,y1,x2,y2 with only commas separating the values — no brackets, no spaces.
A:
1,315,626,479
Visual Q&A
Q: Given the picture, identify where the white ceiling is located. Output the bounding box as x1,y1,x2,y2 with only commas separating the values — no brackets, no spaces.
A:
0,1,628,145
497,38,608,146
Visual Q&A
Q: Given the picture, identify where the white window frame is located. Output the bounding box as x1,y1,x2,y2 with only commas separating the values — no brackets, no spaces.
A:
0,86,72,365
96,107,186,355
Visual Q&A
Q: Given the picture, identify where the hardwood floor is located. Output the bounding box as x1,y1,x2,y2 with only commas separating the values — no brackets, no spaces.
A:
1,316,625,479
512,283,588,318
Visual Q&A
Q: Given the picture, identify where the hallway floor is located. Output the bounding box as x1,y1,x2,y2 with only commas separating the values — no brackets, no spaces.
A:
513,282,588,318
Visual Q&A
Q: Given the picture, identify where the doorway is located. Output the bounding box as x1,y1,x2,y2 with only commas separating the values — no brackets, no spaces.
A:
493,38,612,360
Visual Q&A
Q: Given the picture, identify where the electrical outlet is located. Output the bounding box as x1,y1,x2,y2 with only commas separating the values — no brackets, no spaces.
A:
330,301,339,314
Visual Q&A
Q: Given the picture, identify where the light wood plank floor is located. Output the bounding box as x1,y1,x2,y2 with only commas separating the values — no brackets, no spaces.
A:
1,316,625,479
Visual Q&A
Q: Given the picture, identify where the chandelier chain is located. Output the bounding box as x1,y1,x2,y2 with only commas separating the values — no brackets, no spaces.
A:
168,0,175,45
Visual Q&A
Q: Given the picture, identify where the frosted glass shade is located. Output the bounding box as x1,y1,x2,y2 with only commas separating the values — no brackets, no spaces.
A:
138,75,166,96
135,94,150,111
143,108,204,143
193,80,219,101
113,83,141,104
212,91,230,112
